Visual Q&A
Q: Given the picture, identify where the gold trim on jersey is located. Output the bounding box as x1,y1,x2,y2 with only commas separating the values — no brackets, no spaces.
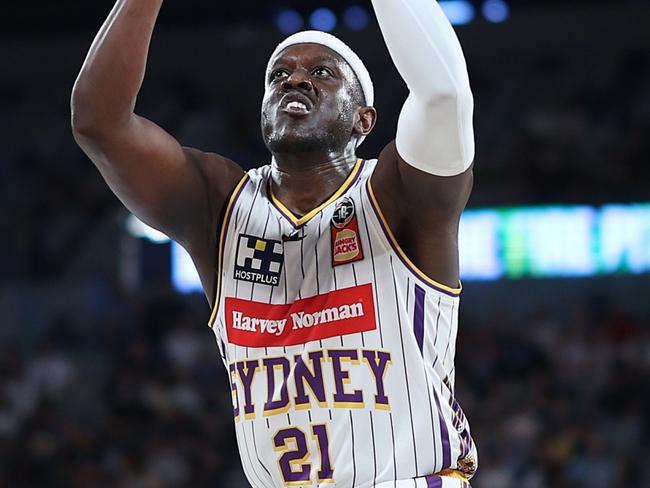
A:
269,158,364,227
366,176,462,296
437,468,471,482
208,173,251,327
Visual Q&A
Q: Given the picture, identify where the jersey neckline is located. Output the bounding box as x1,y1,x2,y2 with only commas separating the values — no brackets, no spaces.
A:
268,158,365,228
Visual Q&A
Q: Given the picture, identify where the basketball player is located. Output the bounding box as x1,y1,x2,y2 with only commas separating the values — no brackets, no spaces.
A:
71,0,476,486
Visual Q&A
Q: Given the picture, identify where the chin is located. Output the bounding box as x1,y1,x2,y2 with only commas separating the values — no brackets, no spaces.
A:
264,128,339,154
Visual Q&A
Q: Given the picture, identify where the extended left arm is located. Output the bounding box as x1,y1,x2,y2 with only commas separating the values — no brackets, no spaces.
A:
372,0,475,176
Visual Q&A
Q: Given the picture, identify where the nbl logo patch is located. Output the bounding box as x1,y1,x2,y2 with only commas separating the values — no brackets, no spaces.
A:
332,198,355,228
331,197,364,266
234,234,284,286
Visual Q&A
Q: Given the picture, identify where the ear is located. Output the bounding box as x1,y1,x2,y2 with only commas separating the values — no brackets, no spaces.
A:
354,106,377,137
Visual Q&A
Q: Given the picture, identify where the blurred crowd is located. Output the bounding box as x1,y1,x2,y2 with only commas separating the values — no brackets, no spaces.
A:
470,49,650,205
1,285,648,487
457,299,650,487
0,288,244,487
1,12,649,488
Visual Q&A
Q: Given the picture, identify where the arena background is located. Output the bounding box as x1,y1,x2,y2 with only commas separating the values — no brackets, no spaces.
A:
2,1,649,486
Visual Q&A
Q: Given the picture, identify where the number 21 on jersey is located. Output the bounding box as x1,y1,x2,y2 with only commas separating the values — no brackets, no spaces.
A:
273,423,334,485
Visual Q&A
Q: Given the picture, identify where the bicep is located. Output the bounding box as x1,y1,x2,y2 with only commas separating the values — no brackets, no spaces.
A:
73,113,243,246
371,142,473,288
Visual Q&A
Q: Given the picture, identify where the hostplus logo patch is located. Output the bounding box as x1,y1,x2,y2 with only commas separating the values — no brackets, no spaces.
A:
234,234,284,286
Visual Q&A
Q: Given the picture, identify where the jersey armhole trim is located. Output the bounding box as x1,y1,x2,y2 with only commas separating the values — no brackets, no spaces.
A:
207,173,251,327
365,175,462,297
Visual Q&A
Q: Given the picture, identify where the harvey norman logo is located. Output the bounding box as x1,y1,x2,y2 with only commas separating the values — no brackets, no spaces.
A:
225,284,376,347
231,302,365,336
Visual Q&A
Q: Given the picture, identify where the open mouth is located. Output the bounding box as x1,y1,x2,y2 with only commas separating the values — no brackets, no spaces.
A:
280,93,313,116
285,101,310,114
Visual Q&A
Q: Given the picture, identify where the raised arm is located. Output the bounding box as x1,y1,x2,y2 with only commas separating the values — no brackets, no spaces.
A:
70,0,243,302
369,0,475,288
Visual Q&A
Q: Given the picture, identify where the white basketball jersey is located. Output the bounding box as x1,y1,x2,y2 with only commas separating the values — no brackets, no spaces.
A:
208,159,477,487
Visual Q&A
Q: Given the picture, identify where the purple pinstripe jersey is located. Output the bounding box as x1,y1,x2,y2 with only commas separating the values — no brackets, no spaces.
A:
208,159,477,487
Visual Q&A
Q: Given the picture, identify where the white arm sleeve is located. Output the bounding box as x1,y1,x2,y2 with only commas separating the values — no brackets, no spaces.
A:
371,0,475,176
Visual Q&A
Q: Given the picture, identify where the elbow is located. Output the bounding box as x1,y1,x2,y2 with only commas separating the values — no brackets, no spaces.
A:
397,88,475,176
420,83,473,111
70,79,90,131
70,86,129,140
70,74,100,135
70,91,95,139
71,116,92,142
70,92,102,140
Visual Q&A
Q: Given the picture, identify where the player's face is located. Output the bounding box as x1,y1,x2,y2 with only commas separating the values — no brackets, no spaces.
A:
261,43,361,155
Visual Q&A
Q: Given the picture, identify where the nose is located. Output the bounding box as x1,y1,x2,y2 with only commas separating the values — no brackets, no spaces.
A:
281,69,314,93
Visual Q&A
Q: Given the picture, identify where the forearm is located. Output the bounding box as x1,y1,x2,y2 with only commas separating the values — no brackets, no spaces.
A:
71,0,164,134
371,0,475,175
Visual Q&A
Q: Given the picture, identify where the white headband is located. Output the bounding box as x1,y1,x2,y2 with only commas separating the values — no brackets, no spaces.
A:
265,30,374,108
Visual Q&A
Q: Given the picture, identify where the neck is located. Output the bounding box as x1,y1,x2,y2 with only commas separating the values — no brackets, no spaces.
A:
270,145,358,217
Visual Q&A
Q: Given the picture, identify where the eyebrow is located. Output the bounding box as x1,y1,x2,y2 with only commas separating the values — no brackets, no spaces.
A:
270,54,342,71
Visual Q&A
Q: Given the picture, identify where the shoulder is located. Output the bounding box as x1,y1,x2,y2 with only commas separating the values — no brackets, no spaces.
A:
184,148,246,200
245,163,272,182
353,158,378,189
361,157,379,174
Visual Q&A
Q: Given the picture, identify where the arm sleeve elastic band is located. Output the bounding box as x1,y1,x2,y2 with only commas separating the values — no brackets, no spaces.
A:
371,0,475,176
